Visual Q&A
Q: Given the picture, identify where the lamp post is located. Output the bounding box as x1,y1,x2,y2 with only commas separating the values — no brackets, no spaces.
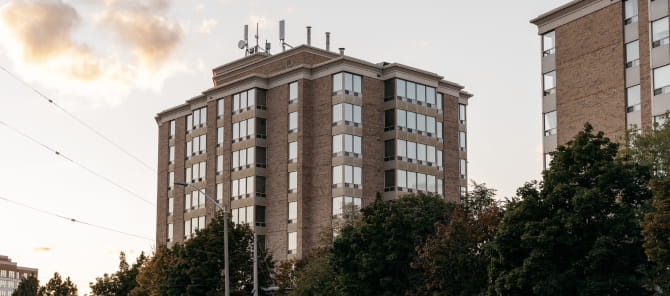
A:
175,182,229,296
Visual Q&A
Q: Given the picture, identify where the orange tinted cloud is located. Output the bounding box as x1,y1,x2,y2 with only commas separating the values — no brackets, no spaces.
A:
33,247,51,252
0,0,102,80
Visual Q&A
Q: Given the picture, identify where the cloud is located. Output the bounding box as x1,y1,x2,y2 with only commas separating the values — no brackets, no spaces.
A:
0,0,185,106
194,3,204,12
101,0,183,69
33,247,51,252
196,19,217,34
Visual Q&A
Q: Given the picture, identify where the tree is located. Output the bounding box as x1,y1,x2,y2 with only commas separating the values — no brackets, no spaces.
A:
39,272,77,296
129,247,176,296
488,124,654,295
89,252,146,296
412,182,502,296
288,247,341,296
331,192,453,296
12,275,40,296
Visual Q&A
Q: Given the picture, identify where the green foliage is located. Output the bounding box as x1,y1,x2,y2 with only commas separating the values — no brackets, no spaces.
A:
130,212,274,296
412,182,502,296
288,247,341,296
89,252,146,296
331,192,453,296
12,275,40,296
488,124,654,295
39,273,77,296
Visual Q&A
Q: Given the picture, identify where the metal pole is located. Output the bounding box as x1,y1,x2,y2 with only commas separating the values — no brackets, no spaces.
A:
253,232,258,296
175,182,229,296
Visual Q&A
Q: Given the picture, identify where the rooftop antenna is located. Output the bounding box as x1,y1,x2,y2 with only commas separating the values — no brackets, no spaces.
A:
238,25,249,56
279,19,293,51
255,23,259,53
306,26,311,46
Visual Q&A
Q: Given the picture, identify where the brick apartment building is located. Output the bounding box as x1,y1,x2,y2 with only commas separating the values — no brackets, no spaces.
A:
0,255,37,296
532,0,670,168
154,44,471,259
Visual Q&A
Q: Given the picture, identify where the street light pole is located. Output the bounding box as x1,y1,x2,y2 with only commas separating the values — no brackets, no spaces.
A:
175,182,229,296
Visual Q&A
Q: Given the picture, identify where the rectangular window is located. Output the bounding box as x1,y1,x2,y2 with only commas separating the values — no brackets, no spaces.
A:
333,165,342,184
288,201,297,223
436,122,443,139
654,65,670,95
653,17,669,48
332,134,343,154
427,116,436,134
407,111,416,130
168,146,175,163
333,73,343,93
344,104,353,122
186,114,193,131
438,179,444,196
396,79,406,97
397,139,406,158
437,93,443,110
288,232,297,254
232,122,239,140
289,141,298,161
217,99,224,118
396,109,406,128
417,144,426,162
417,173,427,191
544,111,557,136
407,171,417,189
186,167,192,183
437,149,442,166
427,146,436,163
333,72,363,95
406,81,416,99
459,131,467,151
217,155,223,173
216,183,223,203
407,141,417,160
168,197,174,215
333,104,343,122
199,161,206,179
289,171,298,191
353,75,362,94
397,169,407,188
168,171,174,189
417,84,426,102
626,85,641,112
333,196,343,216
459,104,466,123
542,30,555,56
217,127,224,145
289,82,298,103
426,87,436,105
167,223,173,242
460,159,467,179
384,140,395,159
417,114,426,132
625,41,640,68
289,112,298,132
169,120,175,137
184,220,191,239
543,71,556,95
624,0,638,24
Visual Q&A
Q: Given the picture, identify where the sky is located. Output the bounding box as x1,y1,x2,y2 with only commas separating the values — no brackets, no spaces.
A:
0,0,568,294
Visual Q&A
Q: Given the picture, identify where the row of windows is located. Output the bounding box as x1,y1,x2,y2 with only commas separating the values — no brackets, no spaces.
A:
333,134,362,157
232,147,259,171
184,190,206,211
385,139,444,167
186,135,207,157
232,176,265,199
232,89,256,114
333,72,362,96
0,271,22,279
386,109,443,139
184,216,206,239
332,165,362,187
231,205,266,226
332,196,362,217
232,118,264,141
186,108,207,131
394,79,441,108
332,103,362,126
385,169,444,196
185,161,207,184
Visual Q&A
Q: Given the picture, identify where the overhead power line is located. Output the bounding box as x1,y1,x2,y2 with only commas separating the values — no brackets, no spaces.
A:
0,119,155,206
0,64,157,173
0,196,152,241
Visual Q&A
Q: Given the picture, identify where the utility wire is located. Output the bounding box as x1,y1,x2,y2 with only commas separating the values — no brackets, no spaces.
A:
0,119,155,206
0,196,152,241
0,64,157,173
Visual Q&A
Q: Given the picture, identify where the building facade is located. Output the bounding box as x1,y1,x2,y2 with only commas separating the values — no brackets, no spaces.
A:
155,45,471,259
0,256,37,296
532,0,670,168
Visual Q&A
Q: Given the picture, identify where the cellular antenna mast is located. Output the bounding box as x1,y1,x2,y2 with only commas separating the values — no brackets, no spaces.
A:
239,22,272,55
279,19,293,51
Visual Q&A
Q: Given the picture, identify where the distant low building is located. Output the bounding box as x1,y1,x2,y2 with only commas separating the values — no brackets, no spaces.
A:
0,255,38,296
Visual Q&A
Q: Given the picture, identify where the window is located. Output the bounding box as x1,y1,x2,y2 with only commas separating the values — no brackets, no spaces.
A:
407,141,417,160
332,196,362,217
289,141,298,161
167,223,173,242
288,232,297,254
394,169,441,194
168,146,175,164
289,171,298,192
332,134,362,156
289,82,298,103
232,147,255,170
217,99,224,118
288,201,297,223
397,139,406,158
459,131,467,151
332,72,362,95
169,120,175,138
217,127,224,145
417,84,426,102
186,114,193,131
396,79,406,97
232,89,256,113
544,153,553,170
186,190,206,210
332,165,362,187
396,109,406,128
653,17,669,48
625,41,639,68
460,159,467,179
654,65,670,95
188,161,206,182
332,103,362,126
168,171,174,189
186,135,206,157
543,71,556,95
626,85,641,112
624,0,638,25
459,104,466,123
190,107,207,128
184,220,191,239
289,112,298,133
427,87,436,105
232,118,257,141
231,206,256,225
436,122,443,139
544,111,557,136
407,81,416,100
427,146,436,164
384,140,395,160
216,183,223,203
168,197,174,216
437,93,443,110
231,176,255,199
217,155,223,173
542,31,555,56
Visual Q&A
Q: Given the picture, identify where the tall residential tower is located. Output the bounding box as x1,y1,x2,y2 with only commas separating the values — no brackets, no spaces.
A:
155,45,471,259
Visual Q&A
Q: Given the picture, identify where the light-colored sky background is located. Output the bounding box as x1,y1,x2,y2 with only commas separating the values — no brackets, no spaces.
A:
0,0,568,294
